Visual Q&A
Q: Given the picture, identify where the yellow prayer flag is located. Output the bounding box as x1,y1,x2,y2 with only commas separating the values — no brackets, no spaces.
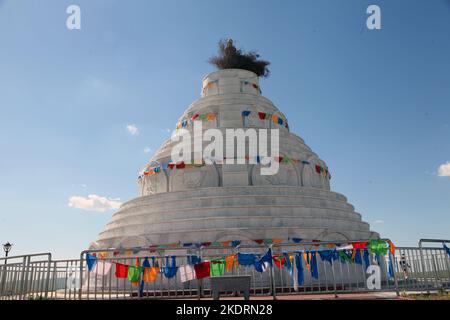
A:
225,254,236,272
98,252,108,259
221,240,231,247
388,240,396,255
143,267,160,283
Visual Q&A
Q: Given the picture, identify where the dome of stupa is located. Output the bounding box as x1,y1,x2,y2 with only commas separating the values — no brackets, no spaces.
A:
93,68,378,249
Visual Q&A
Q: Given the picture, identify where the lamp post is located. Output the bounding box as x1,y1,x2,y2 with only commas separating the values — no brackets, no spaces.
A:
3,242,12,265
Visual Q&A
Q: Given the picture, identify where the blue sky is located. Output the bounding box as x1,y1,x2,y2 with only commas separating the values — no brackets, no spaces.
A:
0,0,449,259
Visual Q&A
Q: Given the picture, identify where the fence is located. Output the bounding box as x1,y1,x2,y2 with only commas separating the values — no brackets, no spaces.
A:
1,239,449,300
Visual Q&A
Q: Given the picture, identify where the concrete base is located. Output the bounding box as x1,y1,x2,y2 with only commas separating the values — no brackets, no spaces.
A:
94,186,377,248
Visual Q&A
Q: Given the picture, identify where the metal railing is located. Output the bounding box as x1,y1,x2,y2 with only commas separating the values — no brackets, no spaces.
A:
1,238,449,300
0,253,52,300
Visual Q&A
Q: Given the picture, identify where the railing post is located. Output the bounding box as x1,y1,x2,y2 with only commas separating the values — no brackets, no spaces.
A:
389,251,400,296
0,260,6,297
197,247,203,300
418,240,429,294
330,260,338,298
79,252,84,300
18,256,28,300
269,245,276,300
431,254,440,289
44,254,51,299
25,256,31,299
443,242,450,289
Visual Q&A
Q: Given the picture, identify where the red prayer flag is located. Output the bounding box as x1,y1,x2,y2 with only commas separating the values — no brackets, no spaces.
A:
115,263,129,278
168,163,175,170
254,239,264,244
315,165,321,174
312,239,321,247
352,242,368,249
194,262,210,279
258,112,266,120
176,162,185,169
273,256,285,268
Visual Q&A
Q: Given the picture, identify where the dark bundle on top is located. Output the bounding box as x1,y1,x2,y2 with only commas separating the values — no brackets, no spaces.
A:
208,39,270,78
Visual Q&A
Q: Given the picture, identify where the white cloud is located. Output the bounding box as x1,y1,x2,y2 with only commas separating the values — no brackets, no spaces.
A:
126,124,139,135
437,162,450,177
373,219,384,224
144,147,152,154
162,128,172,133
68,194,122,213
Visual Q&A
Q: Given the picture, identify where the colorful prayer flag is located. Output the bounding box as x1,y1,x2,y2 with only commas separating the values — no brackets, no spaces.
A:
194,262,210,279
225,255,236,271
86,254,97,272
115,263,129,279
179,265,196,283
92,261,112,276
210,259,226,277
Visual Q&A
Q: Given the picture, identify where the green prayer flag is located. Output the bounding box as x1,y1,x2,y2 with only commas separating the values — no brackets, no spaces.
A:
338,250,352,263
198,114,206,120
369,240,388,256
263,239,273,244
265,113,271,120
127,266,143,282
210,259,225,277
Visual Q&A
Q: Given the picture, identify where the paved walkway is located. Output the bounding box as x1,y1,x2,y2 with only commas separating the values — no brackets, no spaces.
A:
198,292,403,300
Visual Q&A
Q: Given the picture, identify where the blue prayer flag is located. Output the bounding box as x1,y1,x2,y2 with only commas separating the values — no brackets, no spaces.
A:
444,244,450,257
163,256,178,279
310,252,319,279
319,249,338,265
363,249,371,269
231,240,241,247
388,257,394,279
295,253,304,286
86,254,97,272
237,253,256,266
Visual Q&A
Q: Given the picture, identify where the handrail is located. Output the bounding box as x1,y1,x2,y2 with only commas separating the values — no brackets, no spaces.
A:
0,252,52,262
418,239,450,294
80,238,393,255
419,239,450,246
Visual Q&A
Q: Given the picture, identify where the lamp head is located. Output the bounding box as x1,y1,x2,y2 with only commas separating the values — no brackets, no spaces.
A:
3,242,12,254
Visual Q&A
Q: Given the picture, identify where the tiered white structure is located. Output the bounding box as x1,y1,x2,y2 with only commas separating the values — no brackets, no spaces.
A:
94,69,378,249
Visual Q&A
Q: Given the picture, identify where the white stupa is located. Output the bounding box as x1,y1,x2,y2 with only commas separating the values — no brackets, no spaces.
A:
93,68,378,249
